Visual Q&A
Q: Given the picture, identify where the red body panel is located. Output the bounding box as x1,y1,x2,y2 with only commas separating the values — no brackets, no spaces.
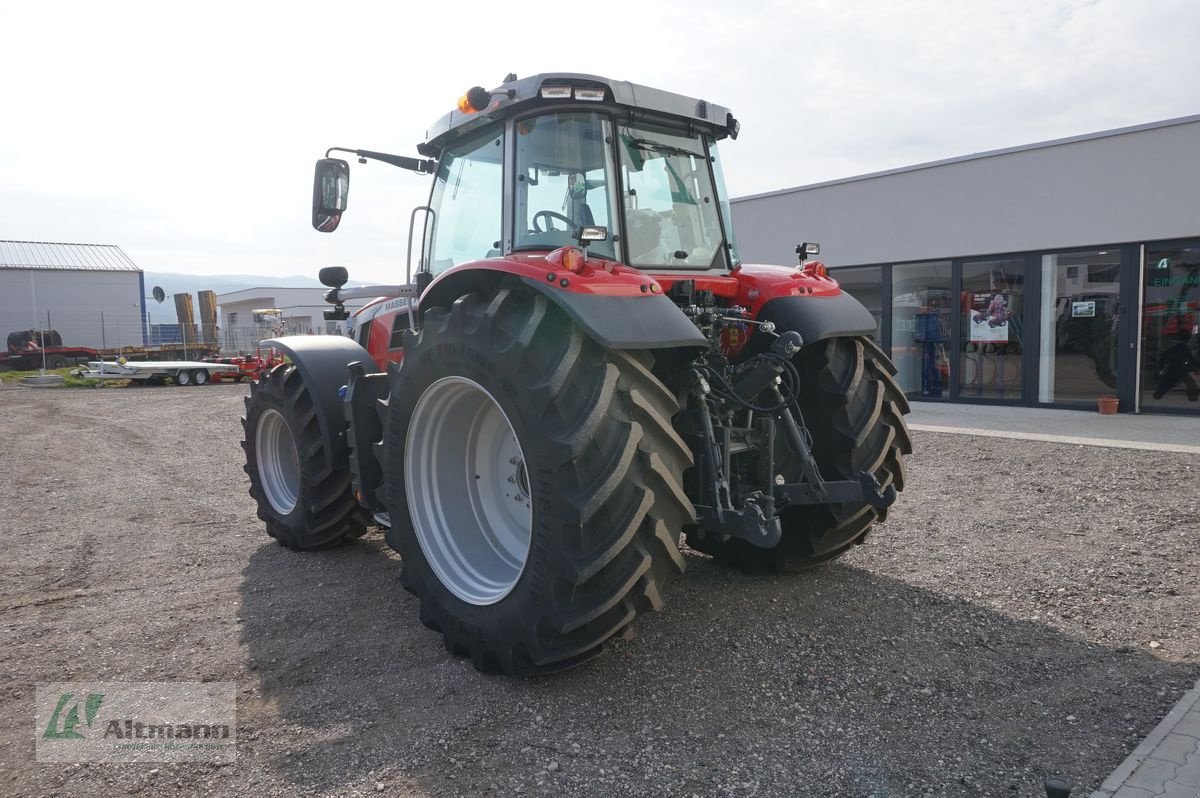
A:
352,256,845,369
426,252,661,297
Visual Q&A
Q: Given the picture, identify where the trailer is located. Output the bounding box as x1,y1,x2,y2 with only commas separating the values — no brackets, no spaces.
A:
0,346,99,371
72,360,240,386
3,328,221,372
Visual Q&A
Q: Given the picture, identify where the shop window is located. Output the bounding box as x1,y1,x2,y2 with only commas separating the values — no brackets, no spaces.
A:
1038,250,1120,404
960,259,1024,399
1141,243,1200,411
891,261,951,398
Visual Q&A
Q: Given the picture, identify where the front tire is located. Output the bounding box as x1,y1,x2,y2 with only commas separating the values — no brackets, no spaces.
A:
688,335,912,572
385,286,694,675
242,363,368,549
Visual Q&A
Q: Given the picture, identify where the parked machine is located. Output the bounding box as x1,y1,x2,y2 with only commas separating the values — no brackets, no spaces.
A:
242,74,912,674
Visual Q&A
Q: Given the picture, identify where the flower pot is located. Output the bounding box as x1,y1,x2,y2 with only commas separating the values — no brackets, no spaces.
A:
1097,396,1119,415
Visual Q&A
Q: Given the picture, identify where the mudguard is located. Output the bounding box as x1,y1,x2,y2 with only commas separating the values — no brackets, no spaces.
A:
262,336,377,471
515,277,708,350
746,292,878,356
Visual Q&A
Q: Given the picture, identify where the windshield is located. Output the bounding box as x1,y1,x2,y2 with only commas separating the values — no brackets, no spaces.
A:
618,124,729,269
514,112,618,260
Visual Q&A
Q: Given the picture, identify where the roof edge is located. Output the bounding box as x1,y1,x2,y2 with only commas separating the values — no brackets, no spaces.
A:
732,113,1200,204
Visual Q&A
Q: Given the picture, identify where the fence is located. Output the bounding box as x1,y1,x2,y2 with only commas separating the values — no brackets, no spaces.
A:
9,314,352,359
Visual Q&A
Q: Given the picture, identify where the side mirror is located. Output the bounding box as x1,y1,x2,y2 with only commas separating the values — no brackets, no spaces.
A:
319,266,348,288
312,158,350,232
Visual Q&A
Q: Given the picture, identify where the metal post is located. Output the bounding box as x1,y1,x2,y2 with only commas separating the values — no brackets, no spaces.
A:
42,311,49,373
101,311,107,352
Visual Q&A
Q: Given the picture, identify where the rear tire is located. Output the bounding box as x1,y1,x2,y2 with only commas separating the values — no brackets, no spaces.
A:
687,335,911,572
46,354,68,370
176,370,191,386
193,369,209,386
242,363,369,549
385,286,694,675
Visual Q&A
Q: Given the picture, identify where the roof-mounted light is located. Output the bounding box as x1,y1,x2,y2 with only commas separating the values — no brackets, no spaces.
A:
456,86,492,114
574,88,606,102
539,86,573,99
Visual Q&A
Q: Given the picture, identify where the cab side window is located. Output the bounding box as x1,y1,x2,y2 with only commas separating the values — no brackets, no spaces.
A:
427,131,505,274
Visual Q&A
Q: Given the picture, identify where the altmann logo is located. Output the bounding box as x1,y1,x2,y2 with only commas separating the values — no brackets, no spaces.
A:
42,692,105,739
37,682,237,763
103,719,230,740
41,691,229,741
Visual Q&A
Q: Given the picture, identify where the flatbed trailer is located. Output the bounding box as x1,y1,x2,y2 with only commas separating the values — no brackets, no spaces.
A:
0,346,99,371
73,360,240,386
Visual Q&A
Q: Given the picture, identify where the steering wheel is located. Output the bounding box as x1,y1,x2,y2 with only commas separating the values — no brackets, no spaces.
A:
531,210,575,234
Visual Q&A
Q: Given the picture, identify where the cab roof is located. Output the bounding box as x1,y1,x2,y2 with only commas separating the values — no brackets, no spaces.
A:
420,73,738,155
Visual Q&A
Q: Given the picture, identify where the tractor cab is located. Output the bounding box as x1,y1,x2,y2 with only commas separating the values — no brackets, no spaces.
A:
312,73,742,278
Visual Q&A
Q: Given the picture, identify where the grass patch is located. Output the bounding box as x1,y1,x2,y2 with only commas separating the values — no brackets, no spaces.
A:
0,367,128,388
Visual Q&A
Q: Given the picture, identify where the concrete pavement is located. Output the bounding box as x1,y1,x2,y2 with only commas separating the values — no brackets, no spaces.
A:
906,402,1200,454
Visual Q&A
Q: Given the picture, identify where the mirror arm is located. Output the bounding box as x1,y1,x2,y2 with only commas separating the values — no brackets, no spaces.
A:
325,147,437,174
325,285,421,303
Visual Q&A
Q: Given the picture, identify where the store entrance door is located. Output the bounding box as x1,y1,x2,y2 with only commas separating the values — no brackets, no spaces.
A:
1140,242,1200,413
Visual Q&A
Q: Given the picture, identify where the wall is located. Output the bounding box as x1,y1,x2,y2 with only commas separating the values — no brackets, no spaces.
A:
218,288,373,353
731,117,1200,268
0,269,143,349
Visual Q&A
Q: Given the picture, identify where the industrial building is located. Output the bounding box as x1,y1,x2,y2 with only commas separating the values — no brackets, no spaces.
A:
217,287,369,353
731,114,1200,415
0,240,146,350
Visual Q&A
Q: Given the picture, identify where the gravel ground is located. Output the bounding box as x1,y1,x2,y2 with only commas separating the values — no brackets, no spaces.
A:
1,384,1197,798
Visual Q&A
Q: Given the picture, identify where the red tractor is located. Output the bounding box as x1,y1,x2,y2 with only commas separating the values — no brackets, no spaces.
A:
242,74,912,674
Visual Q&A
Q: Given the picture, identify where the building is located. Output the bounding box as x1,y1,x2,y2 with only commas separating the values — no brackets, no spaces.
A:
217,287,370,353
0,240,146,349
731,114,1200,415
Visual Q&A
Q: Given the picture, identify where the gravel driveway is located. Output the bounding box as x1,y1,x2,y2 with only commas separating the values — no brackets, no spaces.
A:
1,385,1197,797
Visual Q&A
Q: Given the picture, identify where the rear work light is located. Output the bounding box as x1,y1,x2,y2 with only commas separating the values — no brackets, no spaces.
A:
539,86,606,101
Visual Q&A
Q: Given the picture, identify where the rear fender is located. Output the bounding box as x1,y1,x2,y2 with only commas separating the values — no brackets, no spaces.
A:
262,336,378,472
755,292,878,348
421,265,707,350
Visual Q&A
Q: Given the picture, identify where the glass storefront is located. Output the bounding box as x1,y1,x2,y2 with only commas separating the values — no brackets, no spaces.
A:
1141,244,1200,410
824,239,1197,414
1038,250,1121,404
892,261,952,399
960,259,1024,399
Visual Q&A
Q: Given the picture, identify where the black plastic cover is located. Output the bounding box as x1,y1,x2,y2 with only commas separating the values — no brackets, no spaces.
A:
742,292,878,357
516,277,708,350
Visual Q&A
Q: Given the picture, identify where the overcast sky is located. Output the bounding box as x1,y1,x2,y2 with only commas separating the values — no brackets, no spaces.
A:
3,0,1197,283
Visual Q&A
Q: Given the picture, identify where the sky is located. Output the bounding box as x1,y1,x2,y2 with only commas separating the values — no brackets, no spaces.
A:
2,0,1198,284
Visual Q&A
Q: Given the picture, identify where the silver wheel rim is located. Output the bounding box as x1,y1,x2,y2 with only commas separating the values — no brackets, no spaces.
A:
194,369,207,385
405,376,532,606
256,408,301,515
177,370,190,385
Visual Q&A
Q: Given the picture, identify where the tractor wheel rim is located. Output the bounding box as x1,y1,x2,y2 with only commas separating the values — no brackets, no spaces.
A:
405,376,532,606
256,408,301,515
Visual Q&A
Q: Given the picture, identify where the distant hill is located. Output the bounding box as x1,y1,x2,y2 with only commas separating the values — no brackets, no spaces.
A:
142,272,363,322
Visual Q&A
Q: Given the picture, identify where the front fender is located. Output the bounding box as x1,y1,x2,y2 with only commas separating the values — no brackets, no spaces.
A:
262,336,377,470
